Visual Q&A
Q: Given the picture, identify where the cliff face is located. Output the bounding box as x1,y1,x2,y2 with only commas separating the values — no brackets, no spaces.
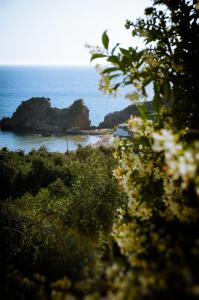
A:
0,97,91,134
99,101,153,128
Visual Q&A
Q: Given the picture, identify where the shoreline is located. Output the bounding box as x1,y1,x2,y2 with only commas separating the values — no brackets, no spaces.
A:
91,134,113,148
0,128,114,137
0,129,113,153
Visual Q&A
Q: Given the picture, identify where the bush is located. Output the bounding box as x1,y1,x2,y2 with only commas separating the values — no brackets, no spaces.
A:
0,146,127,299
89,0,199,299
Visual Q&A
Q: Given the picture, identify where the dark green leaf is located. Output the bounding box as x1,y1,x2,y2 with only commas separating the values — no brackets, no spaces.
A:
102,30,109,50
142,86,147,97
90,53,107,62
143,78,153,88
101,67,119,74
113,83,121,90
120,48,130,56
109,74,120,80
107,56,119,64
111,43,120,55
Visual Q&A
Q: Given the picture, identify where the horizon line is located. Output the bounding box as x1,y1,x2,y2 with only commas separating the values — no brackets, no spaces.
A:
0,63,93,67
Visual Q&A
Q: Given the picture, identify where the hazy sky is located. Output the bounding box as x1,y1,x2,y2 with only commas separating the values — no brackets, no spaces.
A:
0,0,152,65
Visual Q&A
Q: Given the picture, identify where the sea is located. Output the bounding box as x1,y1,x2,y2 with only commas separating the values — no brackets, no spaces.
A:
0,66,130,152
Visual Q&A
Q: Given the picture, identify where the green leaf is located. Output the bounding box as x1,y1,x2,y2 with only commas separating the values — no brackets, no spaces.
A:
102,30,109,50
107,56,119,64
113,83,121,90
120,48,130,56
111,43,120,55
142,77,152,88
101,67,119,74
90,53,107,62
136,103,149,120
108,74,120,80
142,86,147,97
137,57,146,69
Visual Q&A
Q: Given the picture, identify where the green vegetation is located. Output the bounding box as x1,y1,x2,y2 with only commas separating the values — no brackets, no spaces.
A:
89,0,199,299
91,0,199,132
0,146,127,299
1,0,199,299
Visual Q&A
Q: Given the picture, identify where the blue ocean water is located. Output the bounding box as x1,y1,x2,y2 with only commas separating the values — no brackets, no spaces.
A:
0,66,129,152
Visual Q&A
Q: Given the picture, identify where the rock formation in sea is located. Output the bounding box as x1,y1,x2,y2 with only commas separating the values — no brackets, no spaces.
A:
0,97,91,135
99,101,153,128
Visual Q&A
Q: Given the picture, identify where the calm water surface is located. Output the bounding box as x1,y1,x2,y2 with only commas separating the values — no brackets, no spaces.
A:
0,131,99,153
0,66,129,152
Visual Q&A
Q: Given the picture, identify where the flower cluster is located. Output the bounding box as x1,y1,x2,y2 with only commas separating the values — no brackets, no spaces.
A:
112,115,199,295
153,129,199,195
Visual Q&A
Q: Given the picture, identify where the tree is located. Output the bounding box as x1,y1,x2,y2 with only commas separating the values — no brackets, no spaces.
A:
91,0,199,132
89,1,199,299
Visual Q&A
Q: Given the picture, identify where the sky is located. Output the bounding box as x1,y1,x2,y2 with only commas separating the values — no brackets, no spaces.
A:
0,0,152,66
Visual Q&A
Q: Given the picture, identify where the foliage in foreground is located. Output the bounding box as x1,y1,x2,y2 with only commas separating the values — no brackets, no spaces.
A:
0,146,127,299
88,0,199,299
90,0,199,132
111,119,199,300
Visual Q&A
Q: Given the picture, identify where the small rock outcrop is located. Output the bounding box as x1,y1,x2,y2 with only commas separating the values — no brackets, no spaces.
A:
99,101,153,128
0,97,91,134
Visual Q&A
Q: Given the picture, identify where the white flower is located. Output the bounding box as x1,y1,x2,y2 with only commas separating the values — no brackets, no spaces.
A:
152,129,199,194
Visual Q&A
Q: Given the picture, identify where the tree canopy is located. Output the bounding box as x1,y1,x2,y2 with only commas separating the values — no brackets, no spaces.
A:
89,1,199,299
91,0,199,131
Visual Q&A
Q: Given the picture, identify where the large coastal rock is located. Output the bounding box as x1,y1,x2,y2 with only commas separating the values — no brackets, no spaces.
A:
0,97,91,134
99,101,153,128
